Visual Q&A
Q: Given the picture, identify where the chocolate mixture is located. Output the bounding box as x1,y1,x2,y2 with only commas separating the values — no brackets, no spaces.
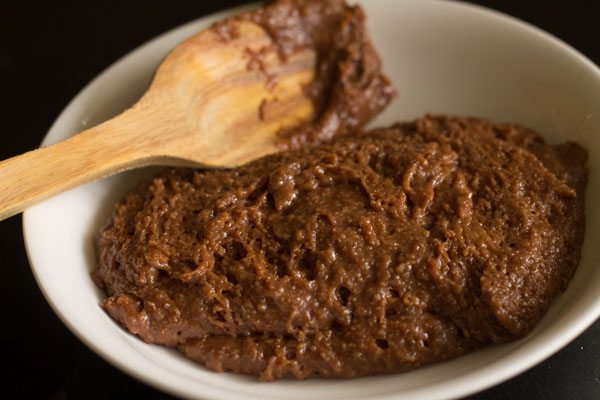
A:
232,0,395,148
93,0,587,381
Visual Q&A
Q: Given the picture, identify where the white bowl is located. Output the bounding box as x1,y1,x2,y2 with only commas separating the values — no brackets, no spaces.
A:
23,0,600,399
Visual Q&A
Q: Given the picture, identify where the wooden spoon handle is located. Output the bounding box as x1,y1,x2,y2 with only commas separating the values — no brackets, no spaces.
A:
0,112,153,221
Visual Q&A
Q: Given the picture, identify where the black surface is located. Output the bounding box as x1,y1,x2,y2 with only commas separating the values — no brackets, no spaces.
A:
1,1,599,399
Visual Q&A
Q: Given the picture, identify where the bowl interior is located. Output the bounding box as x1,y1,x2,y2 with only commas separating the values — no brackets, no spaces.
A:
23,1,600,399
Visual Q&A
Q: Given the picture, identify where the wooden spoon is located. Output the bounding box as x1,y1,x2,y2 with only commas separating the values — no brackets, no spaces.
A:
0,20,316,220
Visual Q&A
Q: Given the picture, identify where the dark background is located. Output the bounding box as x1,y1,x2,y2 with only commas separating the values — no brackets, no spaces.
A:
1,1,599,399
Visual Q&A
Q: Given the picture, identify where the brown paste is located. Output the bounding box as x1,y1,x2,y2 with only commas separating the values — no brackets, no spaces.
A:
93,0,587,382
228,0,395,149
94,115,587,380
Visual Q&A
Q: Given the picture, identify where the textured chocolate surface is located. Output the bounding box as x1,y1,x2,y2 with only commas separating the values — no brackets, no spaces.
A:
94,115,586,380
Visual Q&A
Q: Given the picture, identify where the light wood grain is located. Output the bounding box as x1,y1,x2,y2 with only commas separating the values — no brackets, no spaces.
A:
0,20,316,221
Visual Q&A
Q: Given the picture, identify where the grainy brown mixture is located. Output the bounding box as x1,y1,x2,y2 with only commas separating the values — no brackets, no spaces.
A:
94,115,586,380
233,0,395,149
